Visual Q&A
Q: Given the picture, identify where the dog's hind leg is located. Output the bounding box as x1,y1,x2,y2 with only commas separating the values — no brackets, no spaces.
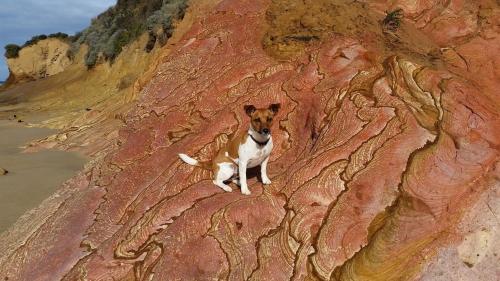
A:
213,162,235,192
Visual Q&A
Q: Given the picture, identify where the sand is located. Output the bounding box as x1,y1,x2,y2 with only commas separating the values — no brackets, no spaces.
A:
0,119,87,233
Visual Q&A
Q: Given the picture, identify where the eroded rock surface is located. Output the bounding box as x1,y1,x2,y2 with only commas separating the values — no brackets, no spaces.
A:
0,0,499,280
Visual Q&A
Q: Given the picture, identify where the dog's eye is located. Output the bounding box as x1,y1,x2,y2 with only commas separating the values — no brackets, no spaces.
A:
253,119,260,123
267,117,273,122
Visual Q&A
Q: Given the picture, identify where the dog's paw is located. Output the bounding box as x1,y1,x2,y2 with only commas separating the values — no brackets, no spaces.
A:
241,188,251,195
214,180,233,192
262,177,272,185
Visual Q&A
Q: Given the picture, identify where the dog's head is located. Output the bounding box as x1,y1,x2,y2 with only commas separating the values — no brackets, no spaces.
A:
244,103,280,135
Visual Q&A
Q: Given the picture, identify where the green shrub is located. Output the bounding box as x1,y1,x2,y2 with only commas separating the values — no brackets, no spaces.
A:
85,48,99,68
71,0,189,68
383,9,404,31
48,32,69,39
23,34,48,47
70,31,83,42
103,29,131,61
4,44,21,59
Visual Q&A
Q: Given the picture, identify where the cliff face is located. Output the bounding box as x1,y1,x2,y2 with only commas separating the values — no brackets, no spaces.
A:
2,0,188,87
0,0,499,281
0,35,158,159
0,0,207,159
6,38,72,84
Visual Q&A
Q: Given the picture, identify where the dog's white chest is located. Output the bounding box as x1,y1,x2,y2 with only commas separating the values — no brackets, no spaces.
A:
247,148,269,168
239,137,273,168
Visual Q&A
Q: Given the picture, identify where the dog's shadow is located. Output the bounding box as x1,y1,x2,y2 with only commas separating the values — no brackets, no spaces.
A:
223,166,262,184
246,166,262,181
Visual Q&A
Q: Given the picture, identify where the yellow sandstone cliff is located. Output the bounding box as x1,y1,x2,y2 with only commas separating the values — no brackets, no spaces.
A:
6,38,72,84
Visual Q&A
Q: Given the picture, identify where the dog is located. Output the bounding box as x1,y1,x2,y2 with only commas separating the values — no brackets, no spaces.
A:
179,103,280,195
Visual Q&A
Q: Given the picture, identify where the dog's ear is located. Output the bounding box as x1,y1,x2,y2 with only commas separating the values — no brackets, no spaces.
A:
244,105,256,116
269,103,281,114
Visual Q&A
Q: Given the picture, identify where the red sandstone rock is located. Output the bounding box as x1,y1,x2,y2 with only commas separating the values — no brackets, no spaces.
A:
0,0,498,280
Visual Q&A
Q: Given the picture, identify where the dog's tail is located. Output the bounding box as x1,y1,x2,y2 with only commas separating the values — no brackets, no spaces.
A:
178,153,211,170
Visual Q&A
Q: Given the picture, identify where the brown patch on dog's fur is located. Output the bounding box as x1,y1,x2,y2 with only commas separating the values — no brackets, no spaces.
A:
245,104,280,134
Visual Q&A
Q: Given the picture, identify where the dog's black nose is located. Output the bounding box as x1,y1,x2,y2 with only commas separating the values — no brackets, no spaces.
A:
262,128,270,134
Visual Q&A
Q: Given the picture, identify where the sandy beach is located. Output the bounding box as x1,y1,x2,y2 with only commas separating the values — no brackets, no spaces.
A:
0,119,87,233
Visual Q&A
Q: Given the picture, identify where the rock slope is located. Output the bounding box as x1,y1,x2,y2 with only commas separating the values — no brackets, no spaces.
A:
0,0,499,280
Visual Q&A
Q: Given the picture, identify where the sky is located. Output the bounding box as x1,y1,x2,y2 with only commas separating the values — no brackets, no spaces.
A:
0,0,116,81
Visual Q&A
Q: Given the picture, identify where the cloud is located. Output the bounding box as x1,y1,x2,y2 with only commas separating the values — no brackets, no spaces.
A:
0,0,116,81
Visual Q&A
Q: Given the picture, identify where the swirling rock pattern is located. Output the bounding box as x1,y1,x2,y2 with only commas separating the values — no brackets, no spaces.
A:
0,0,499,280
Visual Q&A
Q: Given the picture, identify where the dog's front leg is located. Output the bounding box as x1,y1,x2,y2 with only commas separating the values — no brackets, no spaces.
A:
261,156,271,184
238,159,251,195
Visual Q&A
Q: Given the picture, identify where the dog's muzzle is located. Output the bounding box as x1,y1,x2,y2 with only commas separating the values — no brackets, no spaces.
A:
262,128,270,135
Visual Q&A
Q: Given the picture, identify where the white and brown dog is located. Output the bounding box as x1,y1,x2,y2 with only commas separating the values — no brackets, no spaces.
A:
179,103,280,195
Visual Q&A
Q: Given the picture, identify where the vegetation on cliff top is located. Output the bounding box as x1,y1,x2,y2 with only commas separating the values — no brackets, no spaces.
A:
4,0,188,67
4,44,21,59
4,33,70,59
71,0,188,68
